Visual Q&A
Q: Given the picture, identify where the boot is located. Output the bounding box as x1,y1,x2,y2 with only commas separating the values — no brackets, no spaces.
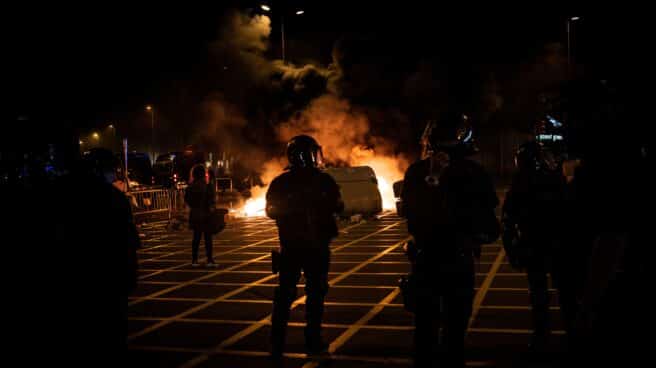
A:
269,324,285,359
304,326,328,355
528,331,550,353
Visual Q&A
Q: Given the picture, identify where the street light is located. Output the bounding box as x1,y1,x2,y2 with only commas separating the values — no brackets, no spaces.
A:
259,4,304,62
146,105,155,164
567,16,581,70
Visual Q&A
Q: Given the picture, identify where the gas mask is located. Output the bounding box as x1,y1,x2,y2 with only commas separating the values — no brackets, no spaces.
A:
424,151,450,187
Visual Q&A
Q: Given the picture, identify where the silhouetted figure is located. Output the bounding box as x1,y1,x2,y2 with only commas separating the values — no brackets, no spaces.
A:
502,117,579,351
402,114,499,368
561,79,649,366
266,135,343,358
33,144,140,367
184,164,217,267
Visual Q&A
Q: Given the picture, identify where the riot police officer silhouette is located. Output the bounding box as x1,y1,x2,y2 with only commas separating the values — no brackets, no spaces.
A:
561,79,649,366
266,135,343,358
502,116,578,351
401,114,499,368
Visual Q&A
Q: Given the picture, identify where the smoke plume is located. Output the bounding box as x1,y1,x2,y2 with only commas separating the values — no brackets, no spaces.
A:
202,10,415,205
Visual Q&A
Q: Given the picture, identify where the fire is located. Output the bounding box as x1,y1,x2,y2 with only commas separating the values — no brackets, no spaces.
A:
242,195,267,217
235,159,286,217
264,95,407,215
236,147,406,217
376,176,395,210
241,185,268,217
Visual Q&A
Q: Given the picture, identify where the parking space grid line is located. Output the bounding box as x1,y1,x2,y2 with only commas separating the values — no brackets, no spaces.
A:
301,288,402,368
137,225,280,280
468,246,505,332
128,297,406,307
176,226,408,368
129,253,271,307
128,220,402,341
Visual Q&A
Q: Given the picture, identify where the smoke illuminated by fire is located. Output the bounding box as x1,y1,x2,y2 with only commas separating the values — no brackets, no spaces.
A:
237,150,405,217
277,95,408,212
238,158,286,217
219,11,410,218
236,96,408,217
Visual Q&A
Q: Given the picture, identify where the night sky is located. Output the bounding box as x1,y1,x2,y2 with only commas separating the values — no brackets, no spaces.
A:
7,3,644,148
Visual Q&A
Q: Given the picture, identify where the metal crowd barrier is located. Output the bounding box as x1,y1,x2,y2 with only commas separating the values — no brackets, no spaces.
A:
216,177,233,192
169,187,187,215
128,183,232,223
128,188,172,219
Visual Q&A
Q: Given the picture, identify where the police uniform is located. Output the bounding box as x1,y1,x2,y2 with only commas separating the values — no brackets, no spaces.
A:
561,79,649,365
402,154,498,368
503,141,578,346
266,136,342,357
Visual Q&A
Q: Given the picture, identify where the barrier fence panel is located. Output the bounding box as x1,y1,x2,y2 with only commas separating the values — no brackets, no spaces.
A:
216,177,233,192
170,187,187,215
129,185,232,222
129,188,172,219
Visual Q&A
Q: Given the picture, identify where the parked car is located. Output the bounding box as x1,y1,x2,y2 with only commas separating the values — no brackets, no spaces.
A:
126,152,154,185
153,150,206,188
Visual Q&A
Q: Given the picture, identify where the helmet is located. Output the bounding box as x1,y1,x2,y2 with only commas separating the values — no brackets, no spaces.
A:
421,113,477,158
286,135,323,169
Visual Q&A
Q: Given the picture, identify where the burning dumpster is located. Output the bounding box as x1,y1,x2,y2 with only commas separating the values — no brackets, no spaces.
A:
324,166,383,217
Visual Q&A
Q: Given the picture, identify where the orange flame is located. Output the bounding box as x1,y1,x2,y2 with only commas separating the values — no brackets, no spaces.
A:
237,96,409,217
237,148,406,217
236,159,286,217
242,188,267,217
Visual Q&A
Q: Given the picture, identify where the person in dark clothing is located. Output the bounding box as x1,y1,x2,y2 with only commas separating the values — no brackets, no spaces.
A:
502,118,579,351
184,164,217,267
560,79,649,367
17,143,141,367
82,148,141,297
401,114,499,368
266,135,343,358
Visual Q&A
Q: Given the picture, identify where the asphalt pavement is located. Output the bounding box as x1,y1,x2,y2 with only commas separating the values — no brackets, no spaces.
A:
128,212,567,367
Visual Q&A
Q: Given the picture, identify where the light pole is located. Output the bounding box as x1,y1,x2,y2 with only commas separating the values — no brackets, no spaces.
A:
91,132,100,148
260,4,304,62
567,17,580,71
146,105,155,164
281,12,285,62
107,123,117,151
